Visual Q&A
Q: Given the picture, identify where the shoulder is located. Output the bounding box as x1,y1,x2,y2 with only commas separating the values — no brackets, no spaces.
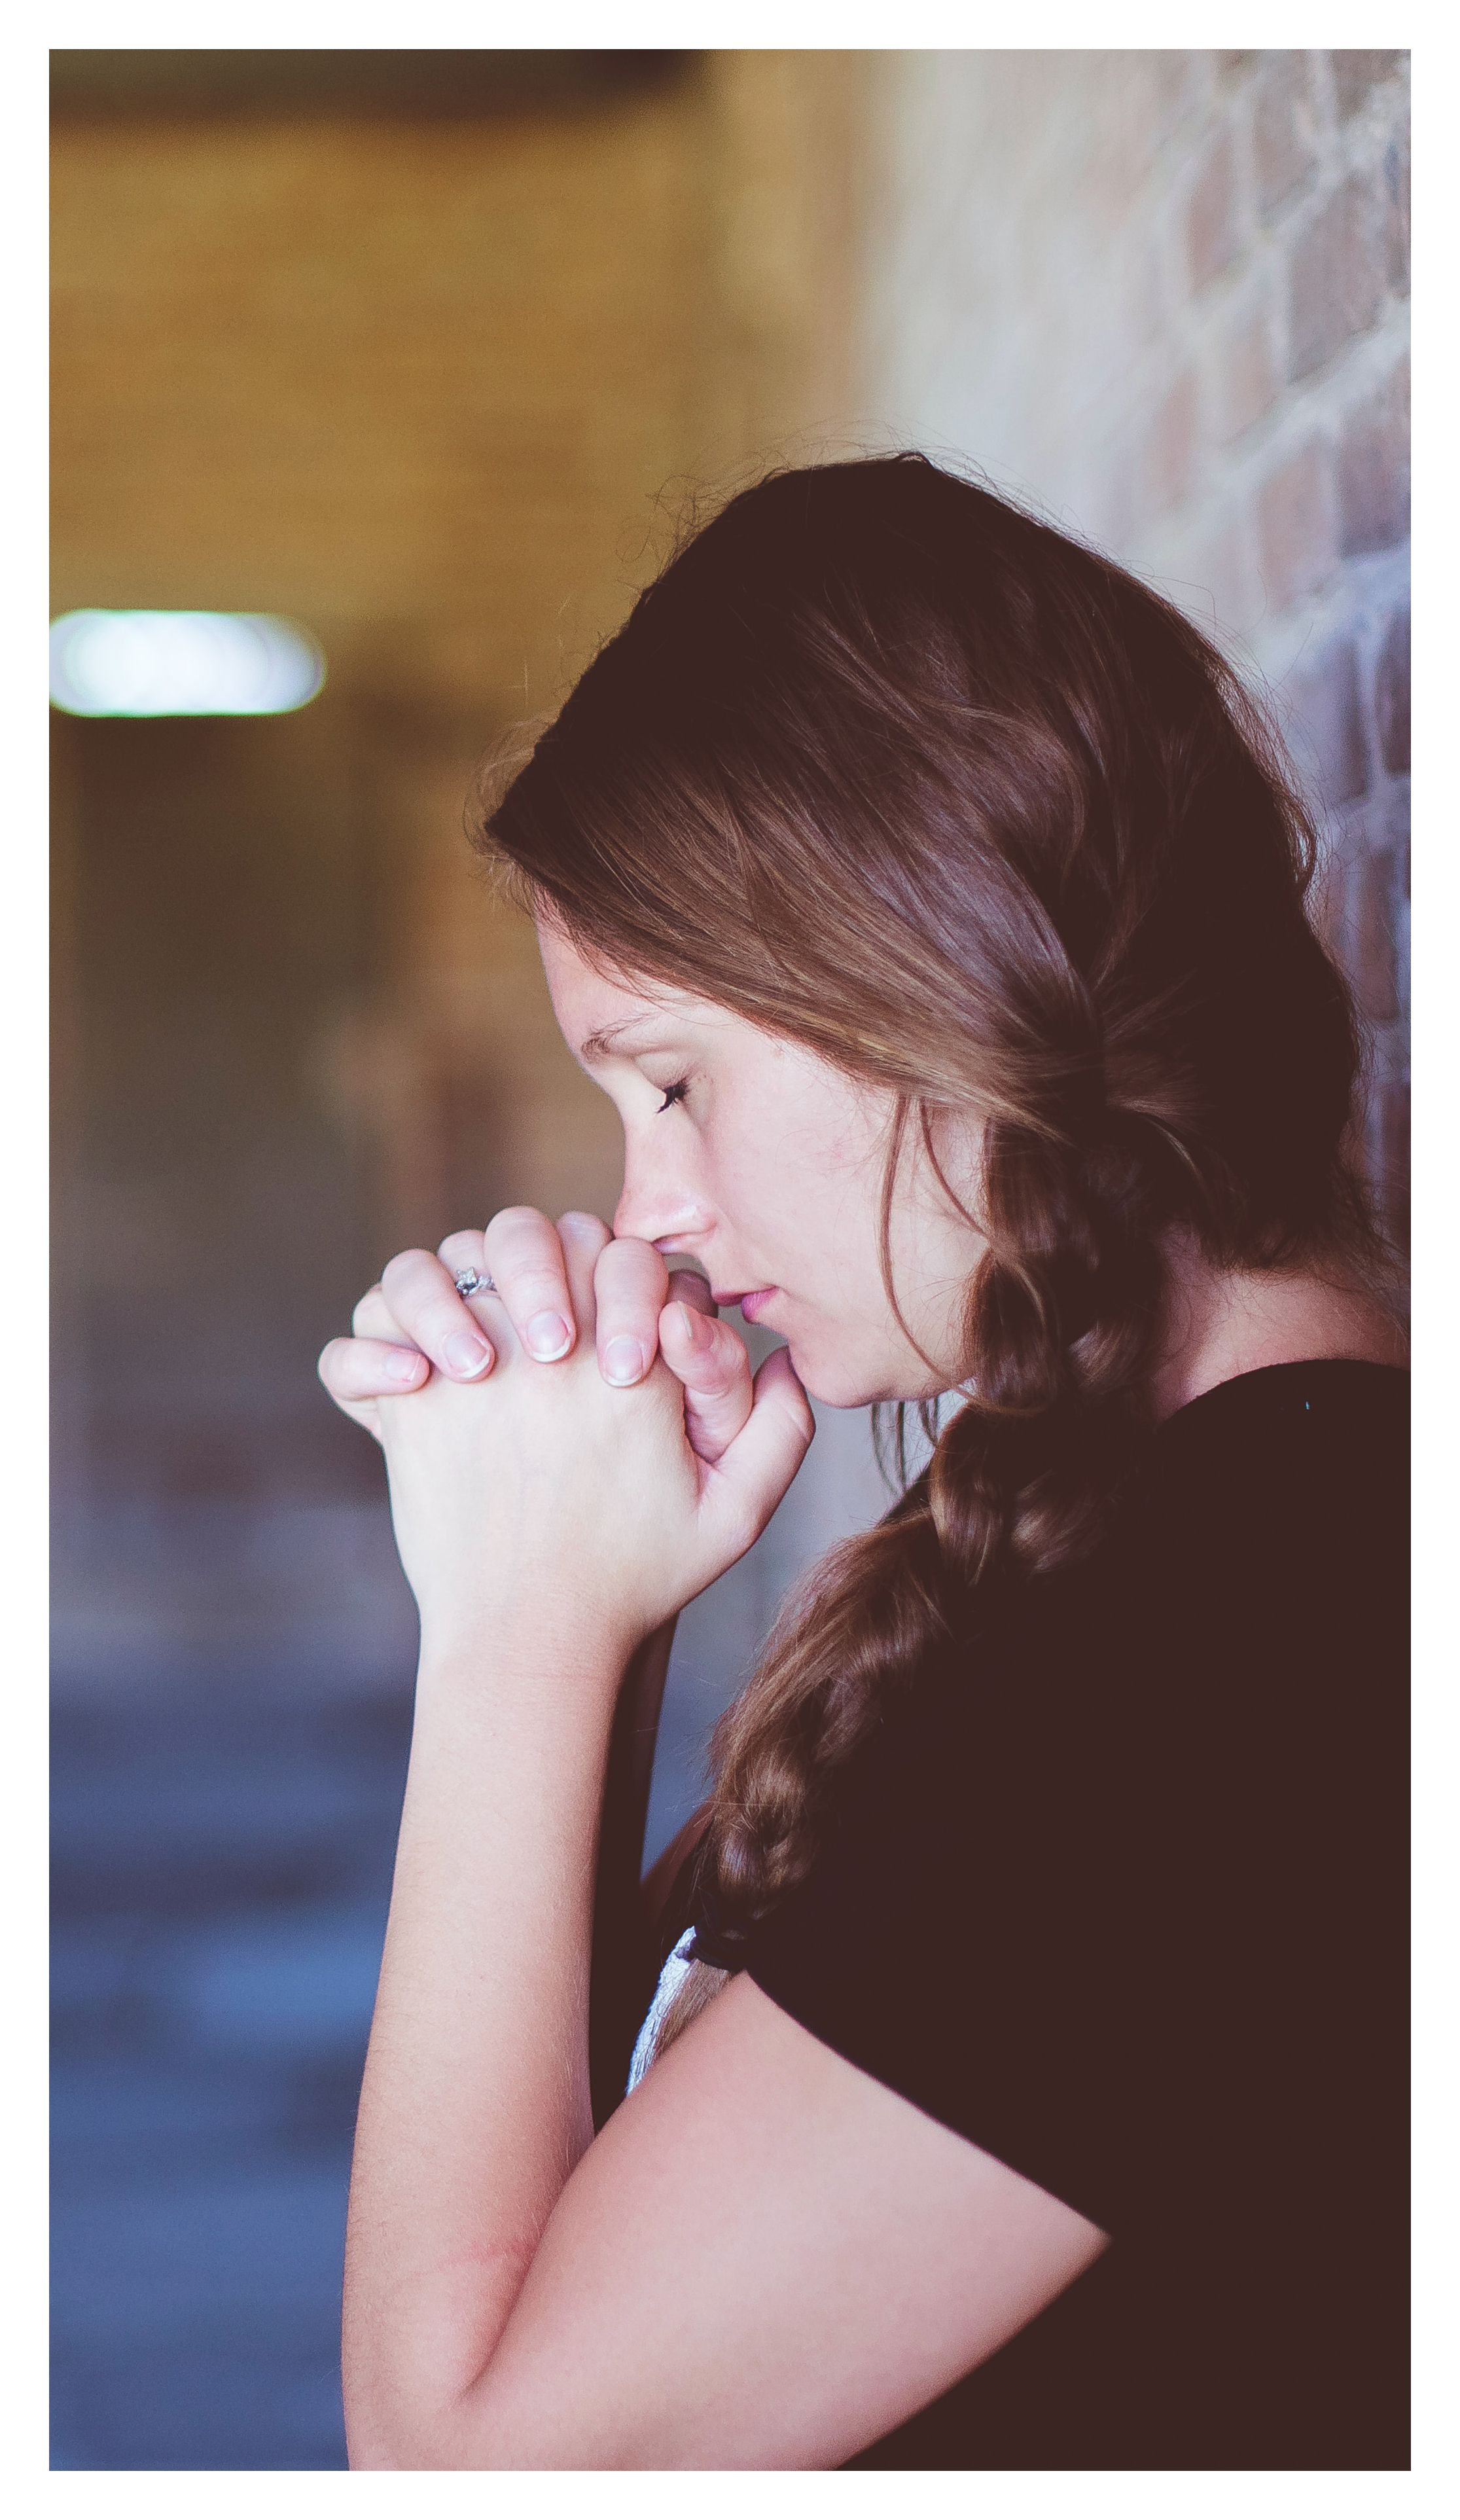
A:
1128,1357,1408,1693
1145,1355,1408,1523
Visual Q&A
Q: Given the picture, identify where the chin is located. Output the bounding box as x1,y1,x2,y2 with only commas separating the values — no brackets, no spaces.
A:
790,1337,954,1413
785,1341,912,1413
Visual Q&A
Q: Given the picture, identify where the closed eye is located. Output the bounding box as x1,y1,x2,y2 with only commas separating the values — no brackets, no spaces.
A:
657,1079,690,1113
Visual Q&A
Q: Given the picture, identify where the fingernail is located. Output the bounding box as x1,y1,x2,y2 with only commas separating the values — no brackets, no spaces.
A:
525,1311,573,1361
673,1301,713,1349
603,1335,646,1386
387,1349,425,1383
446,1331,492,1377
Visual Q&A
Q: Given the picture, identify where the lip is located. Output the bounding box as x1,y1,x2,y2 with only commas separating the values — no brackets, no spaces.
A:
720,1287,777,1323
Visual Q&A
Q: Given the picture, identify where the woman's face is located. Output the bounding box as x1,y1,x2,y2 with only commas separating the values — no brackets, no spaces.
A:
539,922,985,1407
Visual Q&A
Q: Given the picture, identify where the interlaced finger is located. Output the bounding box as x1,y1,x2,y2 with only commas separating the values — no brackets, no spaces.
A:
696,1345,816,1557
592,1235,671,1386
353,1284,408,1341
317,1334,428,1441
378,1248,496,1382
558,1212,614,1342
657,1298,757,1464
481,1207,582,1363
436,1229,491,1293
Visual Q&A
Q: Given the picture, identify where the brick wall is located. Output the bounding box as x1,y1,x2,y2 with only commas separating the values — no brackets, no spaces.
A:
860,49,1410,1251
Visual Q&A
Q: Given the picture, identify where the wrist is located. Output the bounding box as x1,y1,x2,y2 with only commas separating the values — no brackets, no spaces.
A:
414,1592,649,1697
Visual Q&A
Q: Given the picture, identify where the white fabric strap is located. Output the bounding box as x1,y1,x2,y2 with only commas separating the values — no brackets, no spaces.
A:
625,1926,699,2095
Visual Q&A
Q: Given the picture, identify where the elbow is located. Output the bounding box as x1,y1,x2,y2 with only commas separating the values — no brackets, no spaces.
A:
344,2391,565,2474
344,2377,505,2473
342,2254,539,2470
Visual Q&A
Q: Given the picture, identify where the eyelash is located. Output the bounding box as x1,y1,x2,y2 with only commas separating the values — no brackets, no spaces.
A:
656,1078,690,1113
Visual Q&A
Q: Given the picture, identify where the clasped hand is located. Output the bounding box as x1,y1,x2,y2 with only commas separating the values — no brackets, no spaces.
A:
318,1209,815,1661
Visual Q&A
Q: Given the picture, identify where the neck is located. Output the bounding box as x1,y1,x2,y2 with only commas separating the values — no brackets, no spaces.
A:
1148,1234,1408,1424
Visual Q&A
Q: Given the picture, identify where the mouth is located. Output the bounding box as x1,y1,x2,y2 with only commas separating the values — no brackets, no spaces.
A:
714,1287,777,1323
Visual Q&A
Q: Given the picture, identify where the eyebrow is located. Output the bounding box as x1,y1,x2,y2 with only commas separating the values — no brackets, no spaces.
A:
578,1016,679,1064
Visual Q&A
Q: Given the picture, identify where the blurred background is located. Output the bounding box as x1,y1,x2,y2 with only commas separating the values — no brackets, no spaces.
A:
50,48,1410,2469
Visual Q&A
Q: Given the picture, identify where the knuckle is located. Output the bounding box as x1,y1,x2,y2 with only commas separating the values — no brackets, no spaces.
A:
503,1269,569,1316
616,1231,668,1269
422,1302,475,1354
371,1254,469,1354
598,1246,667,1314
484,1211,569,1296
436,1229,485,1264
558,1209,611,1242
486,1206,550,1243
380,1247,435,1291
708,1323,749,1376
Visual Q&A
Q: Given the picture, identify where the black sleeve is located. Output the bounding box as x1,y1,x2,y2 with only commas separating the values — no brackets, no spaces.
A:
743,1613,1140,2237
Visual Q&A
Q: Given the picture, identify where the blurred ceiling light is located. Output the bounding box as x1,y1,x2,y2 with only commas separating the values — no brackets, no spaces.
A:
48,611,325,718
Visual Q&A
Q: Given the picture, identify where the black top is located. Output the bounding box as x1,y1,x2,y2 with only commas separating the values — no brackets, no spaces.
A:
698,1361,1409,2469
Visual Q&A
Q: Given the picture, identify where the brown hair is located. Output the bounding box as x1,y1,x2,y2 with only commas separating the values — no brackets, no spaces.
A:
472,454,1393,2054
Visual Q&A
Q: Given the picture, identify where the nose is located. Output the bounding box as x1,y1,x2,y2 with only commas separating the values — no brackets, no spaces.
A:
613,1126,713,1250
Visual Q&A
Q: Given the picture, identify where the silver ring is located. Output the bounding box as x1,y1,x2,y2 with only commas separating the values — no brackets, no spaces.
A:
454,1269,496,1299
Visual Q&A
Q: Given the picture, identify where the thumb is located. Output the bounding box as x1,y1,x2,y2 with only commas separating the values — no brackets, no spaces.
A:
696,1344,815,1560
658,1297,755,1464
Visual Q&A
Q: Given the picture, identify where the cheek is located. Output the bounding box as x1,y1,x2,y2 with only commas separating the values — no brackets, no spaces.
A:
681,1100,772,1227
728,1121,883,1285
705,1136,770,1232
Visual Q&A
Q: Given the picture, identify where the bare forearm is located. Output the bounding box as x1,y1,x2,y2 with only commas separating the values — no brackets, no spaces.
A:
342,1611,630,2467
588,1619,677,2126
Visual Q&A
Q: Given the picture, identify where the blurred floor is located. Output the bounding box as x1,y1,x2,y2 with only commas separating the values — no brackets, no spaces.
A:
50,1682,410,2470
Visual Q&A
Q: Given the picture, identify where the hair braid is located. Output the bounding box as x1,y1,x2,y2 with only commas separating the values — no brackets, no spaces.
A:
650,1092,1173,2057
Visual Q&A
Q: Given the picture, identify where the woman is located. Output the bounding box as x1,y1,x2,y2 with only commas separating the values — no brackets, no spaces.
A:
319,456,1408,2469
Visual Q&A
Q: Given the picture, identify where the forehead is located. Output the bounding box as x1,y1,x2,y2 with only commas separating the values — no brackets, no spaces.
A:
534,919,711,1056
